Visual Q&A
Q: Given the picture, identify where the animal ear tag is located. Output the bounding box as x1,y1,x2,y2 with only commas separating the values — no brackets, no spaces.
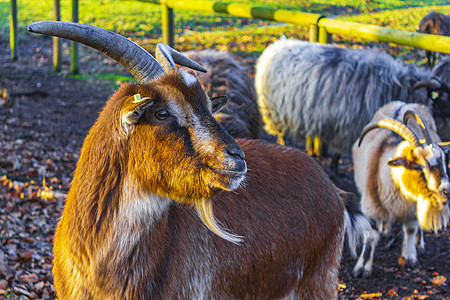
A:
123,94,153,127
431,91,439,100
132,93,151,103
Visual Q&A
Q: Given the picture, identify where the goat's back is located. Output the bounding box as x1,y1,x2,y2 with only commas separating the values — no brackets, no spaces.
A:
418,11,450,36
163,138,346,299
433,57,450,141
255,39,432,153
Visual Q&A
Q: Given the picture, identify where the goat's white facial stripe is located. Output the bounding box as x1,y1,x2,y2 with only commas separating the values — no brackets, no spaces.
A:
166,94,216,155
181,70,197,87
168,100,188,127
191,113,216,154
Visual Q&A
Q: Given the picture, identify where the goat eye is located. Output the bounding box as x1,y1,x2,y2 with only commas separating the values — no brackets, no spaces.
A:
443,189,449,196
155,109,169,120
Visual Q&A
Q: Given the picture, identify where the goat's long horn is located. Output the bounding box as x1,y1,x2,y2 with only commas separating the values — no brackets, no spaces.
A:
403,110,433,144
358,118,421,149
27,21,164,84
155,43,207,73
412,78,441,90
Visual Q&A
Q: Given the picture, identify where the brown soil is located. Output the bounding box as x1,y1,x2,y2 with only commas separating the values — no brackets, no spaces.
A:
0,37,449,299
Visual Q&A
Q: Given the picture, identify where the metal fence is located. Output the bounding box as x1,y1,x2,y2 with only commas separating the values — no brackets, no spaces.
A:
8,0,450,72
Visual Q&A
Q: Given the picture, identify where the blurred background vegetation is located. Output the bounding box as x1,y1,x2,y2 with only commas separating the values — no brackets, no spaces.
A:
1,0,449,67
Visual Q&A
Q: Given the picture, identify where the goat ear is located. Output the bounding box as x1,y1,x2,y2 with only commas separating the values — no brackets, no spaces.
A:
211,95,228,114
122,94,153,127
387,158,407,168
387,158,424,170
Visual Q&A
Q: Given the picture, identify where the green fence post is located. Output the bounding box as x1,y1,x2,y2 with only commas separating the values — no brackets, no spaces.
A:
9,0,18,61
161,2,174,47
53,0,62,72
71,0,80,74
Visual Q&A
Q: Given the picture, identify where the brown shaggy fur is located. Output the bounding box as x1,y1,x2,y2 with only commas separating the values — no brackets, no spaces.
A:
53,73,346,299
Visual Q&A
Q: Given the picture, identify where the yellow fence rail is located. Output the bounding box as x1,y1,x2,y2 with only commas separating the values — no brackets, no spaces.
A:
8,0,450,69
319,18,450,54
137,0,450,54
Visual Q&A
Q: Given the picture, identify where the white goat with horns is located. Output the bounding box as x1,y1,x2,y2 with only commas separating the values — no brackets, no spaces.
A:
352,101,449,278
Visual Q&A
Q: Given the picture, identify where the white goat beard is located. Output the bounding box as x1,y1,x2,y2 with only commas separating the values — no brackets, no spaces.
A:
194,199,243,244
416,198,449,232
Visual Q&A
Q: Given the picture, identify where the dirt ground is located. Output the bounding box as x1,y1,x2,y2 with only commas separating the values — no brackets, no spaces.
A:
0,36,449,299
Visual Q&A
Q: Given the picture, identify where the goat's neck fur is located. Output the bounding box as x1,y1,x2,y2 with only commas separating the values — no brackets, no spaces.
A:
376,145,415,220
55,124,176,299
111,176,171,256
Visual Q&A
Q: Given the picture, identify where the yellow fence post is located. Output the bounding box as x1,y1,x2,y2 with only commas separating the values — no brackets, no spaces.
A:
161,2,174,47
309,24,318,43
306,23,319,155
9,0,18,61
309,24,330,157
318,25,329,44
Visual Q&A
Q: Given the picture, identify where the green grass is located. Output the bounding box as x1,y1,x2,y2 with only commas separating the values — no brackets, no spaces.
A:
1,0,449,66
340,5,450,31
1,0,449,38
69,72,135,89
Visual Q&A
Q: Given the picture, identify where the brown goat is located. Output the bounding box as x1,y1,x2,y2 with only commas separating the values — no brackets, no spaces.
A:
417,11,450,67
28,21,368,299
183,49,263,139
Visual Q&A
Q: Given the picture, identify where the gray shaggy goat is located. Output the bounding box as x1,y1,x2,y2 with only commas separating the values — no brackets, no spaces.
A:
433,56,450,141
255,39,450,164
417,11,450,67
183,49,262,139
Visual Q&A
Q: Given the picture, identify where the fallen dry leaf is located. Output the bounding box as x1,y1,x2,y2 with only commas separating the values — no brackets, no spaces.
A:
359,292,382,298
431,275,447,287
398,254,406,267
0,250,15,280
387,288,398,297
19,250,35,262
20,273,39,284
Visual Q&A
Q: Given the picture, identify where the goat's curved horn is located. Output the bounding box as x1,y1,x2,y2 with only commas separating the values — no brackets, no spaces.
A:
27,21,164,84
403,110,433,144
155,43,207,73
412,78,441,90
358,118,421,149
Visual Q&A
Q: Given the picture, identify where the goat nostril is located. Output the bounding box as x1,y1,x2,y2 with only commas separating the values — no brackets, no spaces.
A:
226,148,245,160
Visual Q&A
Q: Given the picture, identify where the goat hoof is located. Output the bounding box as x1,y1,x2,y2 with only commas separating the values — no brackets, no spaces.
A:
352,268,363,278
361,269,373,279
405,258,417,268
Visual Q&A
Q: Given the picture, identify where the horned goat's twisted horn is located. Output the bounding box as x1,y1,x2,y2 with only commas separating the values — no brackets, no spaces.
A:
27,21,164,84
155,43,207,73
358,118,421,149
403,110,433,145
